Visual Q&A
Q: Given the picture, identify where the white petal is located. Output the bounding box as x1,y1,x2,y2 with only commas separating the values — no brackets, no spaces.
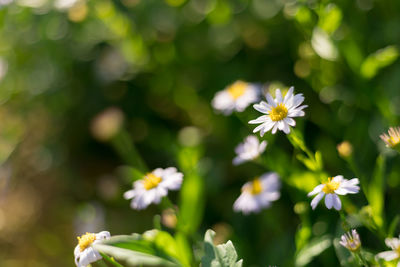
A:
377,251,399,261
253,102,270,114
332,194,342,210
123,189,136,200
325,193,334,209
233,156,245,165
311,192,324,210
266,93,276,107
284,117,296,126
275,89,283,102
249,115,268,124
308,184,324,196
283,87,294,104
271,123,279,134
259,141,267,153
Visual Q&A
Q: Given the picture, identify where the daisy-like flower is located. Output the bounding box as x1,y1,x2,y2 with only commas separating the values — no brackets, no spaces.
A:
233,135,267,165
308,175,360,211
124,167,183,210
212,80,259,115
74,231,110,267
377,236,400,265
380,127,400,150
339,229,361,252
249,87,307,135
233,172,280,215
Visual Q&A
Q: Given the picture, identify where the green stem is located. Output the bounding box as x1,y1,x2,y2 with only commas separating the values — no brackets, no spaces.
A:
110,130,148,172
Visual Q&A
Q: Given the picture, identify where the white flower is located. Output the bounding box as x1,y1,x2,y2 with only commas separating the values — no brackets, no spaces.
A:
74,231,110,267
233,172,281,215
377,236,400,265
124,167,183,210
380,127,400,150
339,229,361,252
212,80,259,115
233,135,267,165
249,87,307,135
307,175,360,211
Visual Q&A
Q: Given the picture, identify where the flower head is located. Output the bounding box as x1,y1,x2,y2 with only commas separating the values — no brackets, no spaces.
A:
339,229,361,252
337,141,353,158
124,167,183,210
233,172,281,215
308,175,360,211
249,87,307,136
377,236,400,263
233,135,267,165
212,80,259,115
380,127,400,150
74,231,110,267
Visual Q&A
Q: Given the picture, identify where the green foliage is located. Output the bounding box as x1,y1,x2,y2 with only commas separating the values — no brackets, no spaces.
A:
201,230,243,267
93,232,184,267
360,46,399,79
295,235,332,267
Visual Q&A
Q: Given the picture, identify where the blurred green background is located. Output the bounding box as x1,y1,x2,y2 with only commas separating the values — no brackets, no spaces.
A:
0,0,400,266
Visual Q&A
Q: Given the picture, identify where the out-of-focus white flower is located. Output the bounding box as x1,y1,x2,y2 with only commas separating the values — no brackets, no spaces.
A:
74,231,110,267
233,172,280,215
90,107,124,141
233,135,267,165
339,229,361,252
380,127,400,150
212,80,259,115
249,87,307,136
308,175,360,211
124,167,183,210
377,236,400,265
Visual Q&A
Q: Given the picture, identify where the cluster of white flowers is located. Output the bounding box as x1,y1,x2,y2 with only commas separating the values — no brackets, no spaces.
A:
72,81,400,267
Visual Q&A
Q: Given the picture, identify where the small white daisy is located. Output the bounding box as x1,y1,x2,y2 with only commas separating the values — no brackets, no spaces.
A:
233,172,281,215
380,127,400,150
308,175,360,211
249,87,307,135
339,229,361,252
74,231,111,267
377,236,400,265
233,135,267,165
124,167,183,210
212,80,259,115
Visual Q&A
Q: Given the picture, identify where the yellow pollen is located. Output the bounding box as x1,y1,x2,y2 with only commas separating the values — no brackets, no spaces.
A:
250,178,263,195
77,232,97,252
269,103,288,122
227,81,248,99
143,173,162,190
322,177,340,194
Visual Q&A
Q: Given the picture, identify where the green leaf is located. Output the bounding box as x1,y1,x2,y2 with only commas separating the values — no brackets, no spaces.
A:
93,233,182,267
295,235,332,267
94,244,179,267
360,45,399,79
388,215,400,237
177,147,205,236
366,155,385,228
202,230,243,267
318,4,342,34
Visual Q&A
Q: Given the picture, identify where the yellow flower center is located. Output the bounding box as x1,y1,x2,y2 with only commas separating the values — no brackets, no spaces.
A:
269,103,288,122
322,177,340,194
143,173,162,190
77,232,97,252
250,178,263,195
227,81,248,99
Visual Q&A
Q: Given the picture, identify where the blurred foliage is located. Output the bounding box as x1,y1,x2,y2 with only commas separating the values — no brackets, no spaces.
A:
0,0,400,266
